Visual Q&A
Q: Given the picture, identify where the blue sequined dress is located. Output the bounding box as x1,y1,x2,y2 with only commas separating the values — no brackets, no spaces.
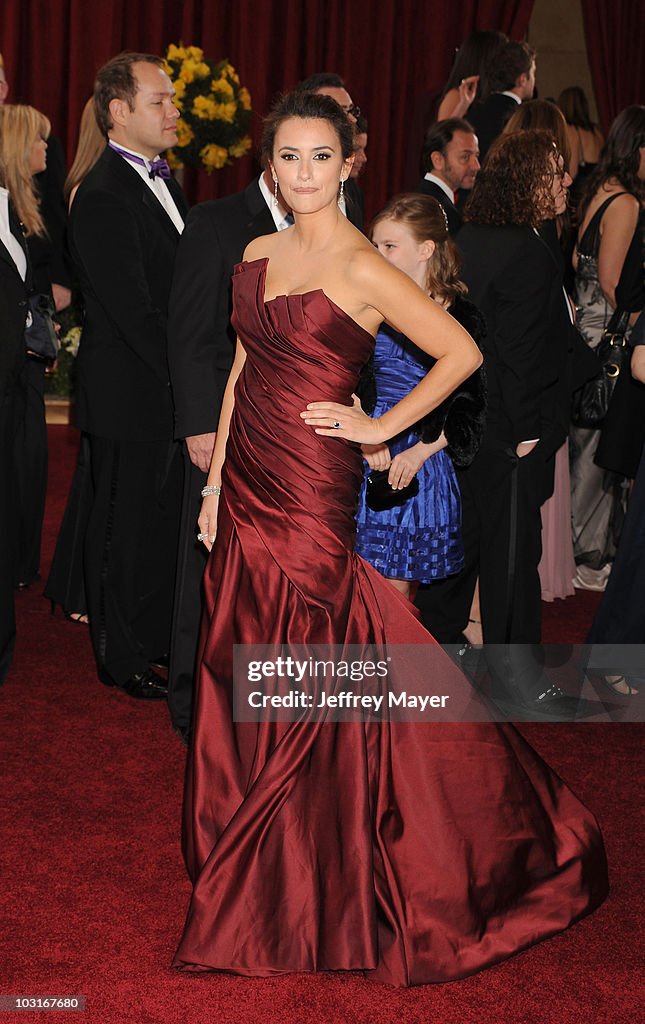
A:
355,325,463,582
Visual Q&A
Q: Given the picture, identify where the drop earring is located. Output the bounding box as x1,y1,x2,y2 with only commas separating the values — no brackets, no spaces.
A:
338,176,345,205
273,175,279,209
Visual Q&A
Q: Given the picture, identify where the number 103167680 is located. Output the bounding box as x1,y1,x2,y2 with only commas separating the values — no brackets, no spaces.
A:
0,996,86,1011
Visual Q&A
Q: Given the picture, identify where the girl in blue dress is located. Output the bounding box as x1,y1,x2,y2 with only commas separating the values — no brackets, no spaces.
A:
356,193,486,600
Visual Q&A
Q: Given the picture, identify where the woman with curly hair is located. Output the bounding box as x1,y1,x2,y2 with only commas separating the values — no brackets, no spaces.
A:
422,131,581,673
502,100,580,603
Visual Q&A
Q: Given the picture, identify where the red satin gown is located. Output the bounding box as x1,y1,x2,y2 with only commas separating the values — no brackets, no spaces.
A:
174,258,608,986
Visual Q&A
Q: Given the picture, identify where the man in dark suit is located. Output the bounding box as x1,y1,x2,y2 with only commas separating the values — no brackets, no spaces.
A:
167,166,284,738
415,118,480,235
0,190,30,683
70,53,187,699
467,41,536,161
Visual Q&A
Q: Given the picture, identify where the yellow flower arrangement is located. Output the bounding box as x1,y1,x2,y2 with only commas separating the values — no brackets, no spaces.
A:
228,136,252,159
175,118,194,148
164,44,253,173
200,144,229,171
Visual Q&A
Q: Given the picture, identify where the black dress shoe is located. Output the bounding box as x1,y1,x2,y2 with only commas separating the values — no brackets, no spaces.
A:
149,654,169,681
494,684,596,722
122,668,169,700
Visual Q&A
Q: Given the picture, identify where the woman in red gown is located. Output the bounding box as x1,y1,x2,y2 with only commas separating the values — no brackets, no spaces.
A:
174,91,608,986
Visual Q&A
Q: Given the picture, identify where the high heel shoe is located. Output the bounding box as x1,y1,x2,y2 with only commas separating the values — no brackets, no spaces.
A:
50,600,90,625
586,671,640,698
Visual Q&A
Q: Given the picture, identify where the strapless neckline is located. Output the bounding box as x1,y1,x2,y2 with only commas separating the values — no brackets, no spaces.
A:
236,256,375,344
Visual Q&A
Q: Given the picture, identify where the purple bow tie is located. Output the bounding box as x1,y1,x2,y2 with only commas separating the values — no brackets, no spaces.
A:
109,143,172,180
148,158,172,180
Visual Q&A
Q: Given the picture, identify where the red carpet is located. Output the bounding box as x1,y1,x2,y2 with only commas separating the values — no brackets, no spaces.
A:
1,426,641,1023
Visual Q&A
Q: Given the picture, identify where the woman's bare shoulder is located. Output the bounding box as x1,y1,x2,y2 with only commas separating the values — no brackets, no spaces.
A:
242,232,281,264
601,190,640,225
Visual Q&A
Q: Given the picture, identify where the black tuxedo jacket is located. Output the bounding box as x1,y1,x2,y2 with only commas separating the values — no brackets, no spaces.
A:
468,94,519,161
344,178,364,232
69,146,188,441
457,222,578,466
168,178,276,439
0,204,30,401
414,178,462,235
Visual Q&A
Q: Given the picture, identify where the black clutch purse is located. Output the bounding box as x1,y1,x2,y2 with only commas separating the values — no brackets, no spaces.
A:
365,469,419,512
25,292,60,364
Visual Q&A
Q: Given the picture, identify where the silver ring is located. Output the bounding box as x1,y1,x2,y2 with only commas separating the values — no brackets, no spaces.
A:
332,420,341,429
197,533,206,542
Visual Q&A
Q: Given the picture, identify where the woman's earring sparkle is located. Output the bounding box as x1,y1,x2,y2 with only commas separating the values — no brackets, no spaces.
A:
273,176,279,208
338,176,345,205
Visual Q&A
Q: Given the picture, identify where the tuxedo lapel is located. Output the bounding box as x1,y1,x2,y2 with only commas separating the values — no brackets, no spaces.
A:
166,177,189,221
243,180,276,235
8,204,28,261
140,185,183,240
0,203,30,287
0,237,18,272
102,147,183,242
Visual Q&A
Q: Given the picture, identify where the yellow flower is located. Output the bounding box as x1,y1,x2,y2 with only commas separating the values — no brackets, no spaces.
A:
186,46,204,60
194,61,211,79
166,44,188,62
212,100,237,123
238,86,252,111
63,326,82,357
228,136,252,159
223,62,240,84
192,95,218,120
212,76,234,99
175,119,194,148
200,143,229,171
180,58,201,83
166,149,184,171
173,79,186,100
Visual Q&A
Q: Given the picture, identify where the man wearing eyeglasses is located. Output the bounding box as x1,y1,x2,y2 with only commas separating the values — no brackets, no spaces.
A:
296,72,364,230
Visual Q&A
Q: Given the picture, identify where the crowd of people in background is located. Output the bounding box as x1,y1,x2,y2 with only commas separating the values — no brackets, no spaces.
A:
0,33,643,717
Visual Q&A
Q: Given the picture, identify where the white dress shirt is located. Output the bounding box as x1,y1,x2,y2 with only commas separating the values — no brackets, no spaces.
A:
258,173,293,231
499,91,522,105
0,187,27,280
109,143,184,234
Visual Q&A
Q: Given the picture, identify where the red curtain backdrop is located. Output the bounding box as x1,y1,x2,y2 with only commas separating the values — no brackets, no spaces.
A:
580,0,645,134
1,0,534,217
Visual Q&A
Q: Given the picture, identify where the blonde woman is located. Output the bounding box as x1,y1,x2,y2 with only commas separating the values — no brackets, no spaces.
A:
45,99,105,624
64,98,106,207
0,104,50,589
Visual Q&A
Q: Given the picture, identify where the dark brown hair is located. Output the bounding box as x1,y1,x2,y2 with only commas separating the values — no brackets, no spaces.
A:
558,86,596,132
261,90,355,162
371,193,467,303
578,105,645,219
94,52,163,136
441,30,507,105
422,118,476,174
489,40,536,93
464,129,558,228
